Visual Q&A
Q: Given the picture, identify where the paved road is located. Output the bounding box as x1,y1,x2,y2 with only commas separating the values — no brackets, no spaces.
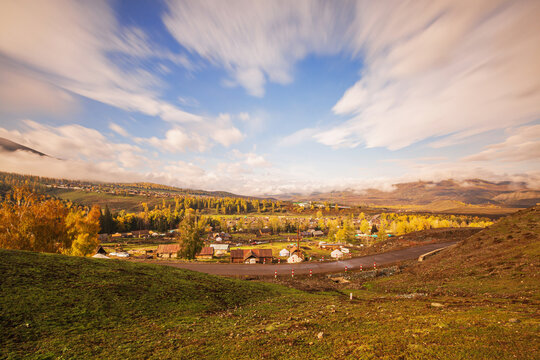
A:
134,242,456,277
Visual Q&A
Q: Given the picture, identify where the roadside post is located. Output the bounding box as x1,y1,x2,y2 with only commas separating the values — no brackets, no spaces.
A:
345,266,348,273
291,269,294,278
374,262,377,270
274,270,277,279
309,269,312,277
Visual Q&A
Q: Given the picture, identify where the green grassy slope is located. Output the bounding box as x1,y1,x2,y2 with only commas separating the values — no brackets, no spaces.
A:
0,251,284,359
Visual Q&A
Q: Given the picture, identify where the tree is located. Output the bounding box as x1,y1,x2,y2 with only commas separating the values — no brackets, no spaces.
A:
100,205,115,234
67,205,101,256
176,214,204,259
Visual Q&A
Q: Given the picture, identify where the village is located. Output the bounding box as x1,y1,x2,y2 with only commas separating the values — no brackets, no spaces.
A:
96,227,369,264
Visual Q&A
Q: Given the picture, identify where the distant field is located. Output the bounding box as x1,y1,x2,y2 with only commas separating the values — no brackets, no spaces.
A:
378,200,521,217
46,188,163,212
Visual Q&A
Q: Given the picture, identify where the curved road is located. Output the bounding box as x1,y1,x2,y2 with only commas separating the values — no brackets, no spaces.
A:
134,242,455,277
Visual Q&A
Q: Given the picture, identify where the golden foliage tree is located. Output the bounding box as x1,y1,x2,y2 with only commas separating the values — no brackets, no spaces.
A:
0,187,101,256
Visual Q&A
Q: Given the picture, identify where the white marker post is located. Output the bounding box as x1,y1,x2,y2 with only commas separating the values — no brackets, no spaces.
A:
309,269,312,277
374,262,377,270
274,270,277,279
345,266,348,273
292,269,295,278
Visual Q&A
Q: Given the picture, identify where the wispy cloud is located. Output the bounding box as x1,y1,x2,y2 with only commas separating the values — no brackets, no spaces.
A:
464,125,540,163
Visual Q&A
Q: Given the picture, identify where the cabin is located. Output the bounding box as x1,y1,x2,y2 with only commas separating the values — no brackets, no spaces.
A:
312,230,324,237
196,247,214,260
259,228,272,236
210,244,230,256
230,249,273,264
156,244,181,258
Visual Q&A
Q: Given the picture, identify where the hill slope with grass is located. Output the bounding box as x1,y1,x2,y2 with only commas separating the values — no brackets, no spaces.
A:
1,207,539,359
0,251,285,359
374,206,540,298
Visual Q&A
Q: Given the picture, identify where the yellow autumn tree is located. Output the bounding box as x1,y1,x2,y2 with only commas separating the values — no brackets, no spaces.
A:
66,205,101,256
0,187,70,253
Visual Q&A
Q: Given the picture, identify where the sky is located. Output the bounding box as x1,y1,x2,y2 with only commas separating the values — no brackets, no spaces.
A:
0,0,539,196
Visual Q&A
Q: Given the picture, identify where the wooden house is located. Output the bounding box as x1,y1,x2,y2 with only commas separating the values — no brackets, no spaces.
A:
156,244,181,258
195,247,214,260
230,249,273,264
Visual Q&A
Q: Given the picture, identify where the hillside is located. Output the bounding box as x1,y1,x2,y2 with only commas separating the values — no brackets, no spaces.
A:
0,250,286,359
1,206,539,359
0,137,48,157
375,206,540,298
280,179,540,209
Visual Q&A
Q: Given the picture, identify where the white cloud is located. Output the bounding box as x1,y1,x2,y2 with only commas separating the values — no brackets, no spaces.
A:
464,125,540,163
0,120,146,168
318,0,540,150
231,149,271,168
109,123,129,137
164,1,540,155
0,63,77,116
163,0,350,96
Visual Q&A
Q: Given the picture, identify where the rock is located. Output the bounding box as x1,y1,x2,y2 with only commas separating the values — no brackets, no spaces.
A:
431,302,444,308
508,318,520,323
317,332,324,340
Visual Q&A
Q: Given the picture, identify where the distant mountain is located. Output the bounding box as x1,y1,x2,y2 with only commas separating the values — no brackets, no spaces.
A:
0,137,48,157
277,179,540,208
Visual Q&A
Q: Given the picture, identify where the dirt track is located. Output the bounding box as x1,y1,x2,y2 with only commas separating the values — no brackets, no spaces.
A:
134,242,456,277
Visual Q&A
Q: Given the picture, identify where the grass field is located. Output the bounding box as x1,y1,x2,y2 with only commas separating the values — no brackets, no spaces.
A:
1,207,539,359
46,188,160,212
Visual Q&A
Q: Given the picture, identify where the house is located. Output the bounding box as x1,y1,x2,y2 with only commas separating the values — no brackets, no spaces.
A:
196,247,214,260
341,247,350,254
111,232,122,239
279,248,290,257
289,246,303,258
312,230,325,237
319,243,346,250
94,246,107,256
210,244,230,256
230,249,273,264
92,253,110,259
156,244,181,258
287,254,303,263
259,228,272,236
330,249,344,259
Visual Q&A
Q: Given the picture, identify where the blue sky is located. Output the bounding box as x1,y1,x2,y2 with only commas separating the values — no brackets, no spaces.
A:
0,0,539,195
